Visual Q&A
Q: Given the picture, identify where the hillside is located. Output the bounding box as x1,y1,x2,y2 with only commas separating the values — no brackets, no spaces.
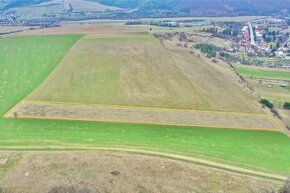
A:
1,0,290,18
97,0,290,16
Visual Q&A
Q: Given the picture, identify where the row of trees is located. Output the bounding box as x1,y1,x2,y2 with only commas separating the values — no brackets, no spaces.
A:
260,99,290,110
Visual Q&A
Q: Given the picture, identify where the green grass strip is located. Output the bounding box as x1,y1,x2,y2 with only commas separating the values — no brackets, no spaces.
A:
237,66,290,80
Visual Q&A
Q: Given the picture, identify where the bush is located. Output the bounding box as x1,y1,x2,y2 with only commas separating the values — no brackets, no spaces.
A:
260,99,274,109
283,102,290,110
195,44,217,58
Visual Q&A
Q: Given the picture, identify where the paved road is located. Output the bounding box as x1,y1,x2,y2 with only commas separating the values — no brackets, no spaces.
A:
248,22,256,45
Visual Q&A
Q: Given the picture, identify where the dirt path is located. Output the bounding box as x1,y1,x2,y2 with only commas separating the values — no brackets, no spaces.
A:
84,147,289,181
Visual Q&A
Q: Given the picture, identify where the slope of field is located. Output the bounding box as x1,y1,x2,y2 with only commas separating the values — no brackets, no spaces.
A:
236,65,290,80
1,35,290,176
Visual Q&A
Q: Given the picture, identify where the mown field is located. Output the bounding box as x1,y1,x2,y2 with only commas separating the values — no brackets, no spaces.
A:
26,34,260,113
28,34,205,109
0,35,290,176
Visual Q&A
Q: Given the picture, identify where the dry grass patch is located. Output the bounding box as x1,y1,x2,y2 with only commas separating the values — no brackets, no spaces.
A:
0,151,284,193
6,100,280,130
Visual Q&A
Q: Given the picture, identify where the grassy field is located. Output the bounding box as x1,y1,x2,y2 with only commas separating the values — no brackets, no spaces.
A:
236,65,290,80
0,35,290,175
27,34,260,113
28,34,205,109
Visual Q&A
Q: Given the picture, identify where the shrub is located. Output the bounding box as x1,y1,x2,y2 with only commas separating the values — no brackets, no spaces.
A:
283,102,290,110
260,99,274,109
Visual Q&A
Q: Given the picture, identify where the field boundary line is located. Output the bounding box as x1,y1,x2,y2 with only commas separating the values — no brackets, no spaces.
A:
5,113,281,131
266,114,285,131
2,35,85,119
23,34,86,99
24,99,267,116
0,146,287,181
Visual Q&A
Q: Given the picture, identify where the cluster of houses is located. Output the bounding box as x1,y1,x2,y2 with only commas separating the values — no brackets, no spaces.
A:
236,25,269,54
234,21,290,58
0,10,20,25
275,42,290,58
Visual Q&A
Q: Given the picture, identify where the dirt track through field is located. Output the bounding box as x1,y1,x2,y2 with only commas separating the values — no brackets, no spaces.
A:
6,100,281,131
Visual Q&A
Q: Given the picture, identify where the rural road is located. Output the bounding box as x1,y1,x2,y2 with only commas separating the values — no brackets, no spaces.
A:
249,22,256,45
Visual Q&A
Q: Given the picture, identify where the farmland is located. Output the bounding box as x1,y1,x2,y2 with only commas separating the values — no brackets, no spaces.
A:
6,33,282,130
0,33,290,179
25,34,258,112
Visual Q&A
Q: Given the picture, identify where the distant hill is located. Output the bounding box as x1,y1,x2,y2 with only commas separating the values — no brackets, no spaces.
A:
1,0,48,10
1,0,290,18
97,0,290,16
